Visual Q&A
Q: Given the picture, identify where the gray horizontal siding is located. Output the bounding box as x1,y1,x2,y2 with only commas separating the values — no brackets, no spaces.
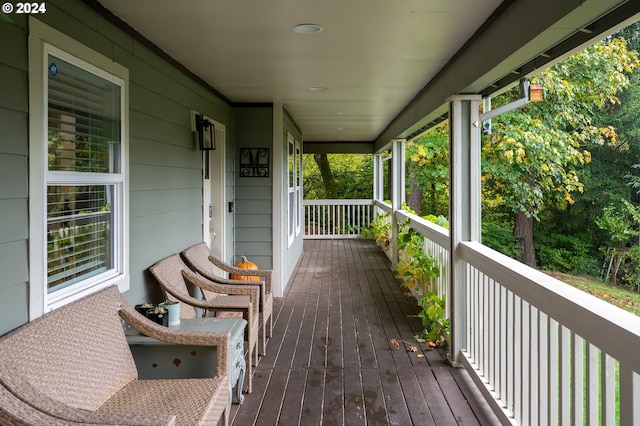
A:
235,199,272,214
0,199,28,244
0,155,27,199
0,16,29,334
236,228,272,242
130,188,201,219
0,109,28,156
0,65,28,112
235,106,274,267
0,240,29,292
0,0,235,333
0,240,29,332
0,283,29,334
0,20,27,70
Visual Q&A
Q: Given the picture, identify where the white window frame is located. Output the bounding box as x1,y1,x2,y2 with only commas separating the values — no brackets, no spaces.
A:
28,18,129,319
287,134,303,246
287,133,295,246
295,140,302,236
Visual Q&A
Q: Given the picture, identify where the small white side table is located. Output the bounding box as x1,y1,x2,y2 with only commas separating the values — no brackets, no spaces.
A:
125,318,247,408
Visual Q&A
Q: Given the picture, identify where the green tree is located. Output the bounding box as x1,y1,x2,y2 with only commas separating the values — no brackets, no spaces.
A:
406,126,449,216
535,23,640,276
303,153,373,199
313,153,338,198
484,38,639,267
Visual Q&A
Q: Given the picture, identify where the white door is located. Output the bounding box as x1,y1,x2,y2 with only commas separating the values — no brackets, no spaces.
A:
202,120,226,262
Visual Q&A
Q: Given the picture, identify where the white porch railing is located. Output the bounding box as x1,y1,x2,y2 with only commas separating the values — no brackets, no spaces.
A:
304,199,374,239
460,241,640,425
353,200,640,425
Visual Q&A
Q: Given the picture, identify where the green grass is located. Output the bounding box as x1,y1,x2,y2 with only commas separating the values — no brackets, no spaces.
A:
546,271,640,316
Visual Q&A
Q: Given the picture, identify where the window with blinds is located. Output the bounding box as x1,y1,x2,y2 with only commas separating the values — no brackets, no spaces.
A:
46,53,122,293
47,55,120,173
46,185,113,291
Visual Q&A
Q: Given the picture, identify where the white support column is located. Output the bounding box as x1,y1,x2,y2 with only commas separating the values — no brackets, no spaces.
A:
373,153,384,202
448,95,482,366
391,139,406,268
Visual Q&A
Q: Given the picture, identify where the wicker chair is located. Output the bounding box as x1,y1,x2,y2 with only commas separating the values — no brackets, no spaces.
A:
150,253,259,392
0,285,229,426
182,242,273,356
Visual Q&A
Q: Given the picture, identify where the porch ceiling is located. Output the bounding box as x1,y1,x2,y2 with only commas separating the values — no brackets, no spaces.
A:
93,0,640,152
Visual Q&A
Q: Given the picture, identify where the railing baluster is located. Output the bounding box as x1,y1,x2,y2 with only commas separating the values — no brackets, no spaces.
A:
471,266,478,365
326,204,336,237
601,352,616,425
618,366,638,426
499,285,507,403
514,294,522,422
482,273,489,380
538,312,549,425
506,292,519,416
586,343,598,426
573,334,584,425
560,327,571,425
490,278,497,393
550,319,560,424
523,303,540,425
314,205,318,236
315,204,319,236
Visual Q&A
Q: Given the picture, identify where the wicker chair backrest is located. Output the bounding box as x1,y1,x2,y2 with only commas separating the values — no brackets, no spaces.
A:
0,286,138,411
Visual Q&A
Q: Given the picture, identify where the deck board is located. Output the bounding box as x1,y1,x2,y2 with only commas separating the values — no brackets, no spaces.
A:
229,239,499,425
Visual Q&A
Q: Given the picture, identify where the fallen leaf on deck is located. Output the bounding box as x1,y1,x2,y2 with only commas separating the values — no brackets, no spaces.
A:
407,345,418,352
390,338,400,349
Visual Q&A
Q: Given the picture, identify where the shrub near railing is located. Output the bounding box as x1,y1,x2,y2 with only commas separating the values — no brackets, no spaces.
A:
395,214,449,346
361,212,391,252
395,225,439,296
363,209,449,346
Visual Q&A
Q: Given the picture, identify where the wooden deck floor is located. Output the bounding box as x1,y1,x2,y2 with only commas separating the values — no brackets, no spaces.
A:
229,239,499,425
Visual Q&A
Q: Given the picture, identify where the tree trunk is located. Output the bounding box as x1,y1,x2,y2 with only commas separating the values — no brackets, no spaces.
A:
406,168,423,215
313,153,338,198
514,210,537,267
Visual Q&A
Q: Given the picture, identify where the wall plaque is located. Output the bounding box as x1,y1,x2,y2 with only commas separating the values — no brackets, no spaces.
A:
240,148,269,177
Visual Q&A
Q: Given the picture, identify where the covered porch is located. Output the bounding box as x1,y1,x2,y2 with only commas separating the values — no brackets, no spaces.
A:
2,0,640,424
230,238,499,425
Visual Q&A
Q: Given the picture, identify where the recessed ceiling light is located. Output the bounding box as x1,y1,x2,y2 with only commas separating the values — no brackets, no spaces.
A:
293,23,323,33
309,86,327,92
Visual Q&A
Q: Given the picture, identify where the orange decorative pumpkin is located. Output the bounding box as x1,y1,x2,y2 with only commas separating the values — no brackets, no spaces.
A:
231,255,260,281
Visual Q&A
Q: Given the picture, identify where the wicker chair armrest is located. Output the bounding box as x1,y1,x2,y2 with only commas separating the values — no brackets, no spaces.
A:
209,254,273,290
182,269,260,315
202,275,268,309
118,301,229,376
153,273,247,313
